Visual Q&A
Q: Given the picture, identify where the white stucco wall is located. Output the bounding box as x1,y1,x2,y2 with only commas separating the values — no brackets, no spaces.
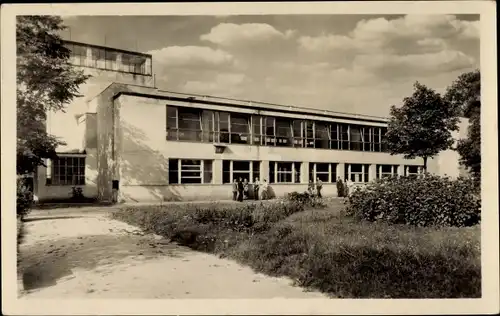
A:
114,94,424,202
427,117,470,178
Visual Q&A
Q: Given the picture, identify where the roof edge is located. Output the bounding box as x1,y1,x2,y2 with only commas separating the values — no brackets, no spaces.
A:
113,89,389,124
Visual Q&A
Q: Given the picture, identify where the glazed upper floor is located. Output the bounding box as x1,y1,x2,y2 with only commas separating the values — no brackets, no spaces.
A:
63,40,153,76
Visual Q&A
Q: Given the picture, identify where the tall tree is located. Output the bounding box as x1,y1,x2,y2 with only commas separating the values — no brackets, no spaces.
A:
444,69,481,184
16,16,90,175
385,82,461,172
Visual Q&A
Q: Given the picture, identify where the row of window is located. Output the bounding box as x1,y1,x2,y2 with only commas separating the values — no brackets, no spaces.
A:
45,157,424,186
64,42,153,76
166,106,389,152
167,159,424,185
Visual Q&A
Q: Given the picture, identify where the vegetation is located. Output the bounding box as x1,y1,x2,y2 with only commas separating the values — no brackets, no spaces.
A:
16,16,89,221
112,199,480,298
445,69,481,186
385,82,461,171
286,191,326,208
16,16,90,175
345,175,480,227
16,178,34,219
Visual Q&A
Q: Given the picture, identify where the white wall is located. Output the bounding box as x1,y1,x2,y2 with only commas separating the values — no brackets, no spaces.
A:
35,149,98,201
115,94,424,201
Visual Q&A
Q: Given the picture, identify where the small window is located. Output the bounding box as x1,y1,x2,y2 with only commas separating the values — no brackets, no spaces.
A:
48,156,86,186
168,159,179,184
270,161,301,183
309,162,337,183
168,159,213,184
347,163,369,183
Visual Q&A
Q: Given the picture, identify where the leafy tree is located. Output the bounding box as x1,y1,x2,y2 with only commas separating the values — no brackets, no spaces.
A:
16,16,90,175
445,69,481,184
385,82,461,172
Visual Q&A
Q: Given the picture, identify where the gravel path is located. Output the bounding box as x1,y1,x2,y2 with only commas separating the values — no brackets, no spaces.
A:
18,209,326,298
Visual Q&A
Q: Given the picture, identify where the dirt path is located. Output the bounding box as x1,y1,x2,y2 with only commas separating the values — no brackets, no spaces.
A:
18,209,326,298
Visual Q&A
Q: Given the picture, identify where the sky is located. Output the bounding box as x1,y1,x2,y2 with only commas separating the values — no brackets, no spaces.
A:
61,14,480,117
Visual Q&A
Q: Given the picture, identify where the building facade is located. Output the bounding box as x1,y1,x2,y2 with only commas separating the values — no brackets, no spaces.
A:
33,41,468,203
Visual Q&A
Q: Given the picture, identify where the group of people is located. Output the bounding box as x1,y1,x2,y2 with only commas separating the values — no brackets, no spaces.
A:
232,176,355,201
232,177,269,202
307,177,355,198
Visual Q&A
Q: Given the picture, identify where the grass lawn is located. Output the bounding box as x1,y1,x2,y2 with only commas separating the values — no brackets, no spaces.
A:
111,200,481,298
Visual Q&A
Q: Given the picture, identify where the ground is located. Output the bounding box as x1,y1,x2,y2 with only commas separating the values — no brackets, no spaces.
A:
18,207,326,298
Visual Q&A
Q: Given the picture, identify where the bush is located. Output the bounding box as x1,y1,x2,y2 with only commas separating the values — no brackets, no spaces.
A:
345,175,481,227
17,178,33,219
112,200,305,250
286,191,326,208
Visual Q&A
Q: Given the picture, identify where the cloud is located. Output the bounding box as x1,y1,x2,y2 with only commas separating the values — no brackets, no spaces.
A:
298,14,479,56
147,45,235,68
354,50,476,78
181,73,249,96
201,23,296,47
298,34,372,53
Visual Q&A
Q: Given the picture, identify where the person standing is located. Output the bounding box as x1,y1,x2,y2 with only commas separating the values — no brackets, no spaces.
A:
344,178,350,197
347,178,355,197
307,179,315,196
232,179,238,201
260,179,268,200
237,177,244,202
243,178,249,200
336,177,344,197
316,177,323,198
253,177,260,200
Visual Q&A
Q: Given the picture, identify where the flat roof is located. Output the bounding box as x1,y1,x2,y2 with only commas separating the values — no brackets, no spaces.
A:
111,84,389,124
159,89,389,122
63,40,152,59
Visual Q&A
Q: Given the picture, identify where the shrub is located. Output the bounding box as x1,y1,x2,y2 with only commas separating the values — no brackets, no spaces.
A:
71,186,85,200
112,200,305,246
286,191,326,208
17,178,33,219
345,175,481,227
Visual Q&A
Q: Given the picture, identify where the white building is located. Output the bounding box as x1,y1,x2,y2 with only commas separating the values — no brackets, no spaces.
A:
33,40,469,203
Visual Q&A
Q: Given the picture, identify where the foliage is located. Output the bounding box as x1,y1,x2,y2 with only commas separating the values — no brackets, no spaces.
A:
286,191,326,208
17,178,34,219
113,202,480,298
70,186,85,200
16,16,90,175
385,82,461,171
445,69,481,185
444,69,480,118
112,201,305,251
345,175,481,227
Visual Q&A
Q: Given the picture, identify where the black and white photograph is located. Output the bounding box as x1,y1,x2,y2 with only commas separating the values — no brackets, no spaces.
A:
1,2,498,315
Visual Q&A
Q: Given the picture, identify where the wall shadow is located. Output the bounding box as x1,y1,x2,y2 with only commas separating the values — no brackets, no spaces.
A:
119,121,184,202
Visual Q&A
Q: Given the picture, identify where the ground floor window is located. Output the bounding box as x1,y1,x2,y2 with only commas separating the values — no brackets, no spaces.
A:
269,161,301,183
222,160,260,183
405,165,424,178
376,164,399,179
46,156,86,185
308,162,337,183
168,159,213,184
344,163,370,183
